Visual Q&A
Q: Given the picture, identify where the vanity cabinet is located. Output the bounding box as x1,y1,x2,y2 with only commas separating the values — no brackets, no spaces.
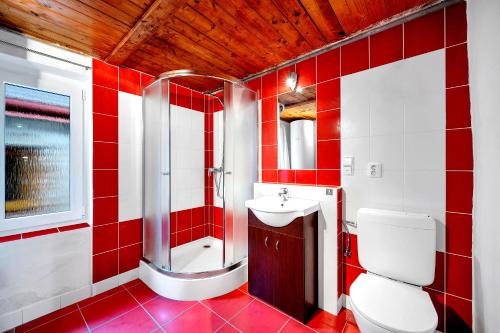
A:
248,209,318,323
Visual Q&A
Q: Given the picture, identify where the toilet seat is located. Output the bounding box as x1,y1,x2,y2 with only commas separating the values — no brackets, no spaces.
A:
350,273,437,333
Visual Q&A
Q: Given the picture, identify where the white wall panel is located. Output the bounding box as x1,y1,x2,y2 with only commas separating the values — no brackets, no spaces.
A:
213,111,224,208
170,105,205,212
118,92,143,222
341,50,446,251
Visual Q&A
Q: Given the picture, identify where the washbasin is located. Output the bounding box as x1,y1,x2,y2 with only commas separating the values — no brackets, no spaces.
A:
245,196,319,227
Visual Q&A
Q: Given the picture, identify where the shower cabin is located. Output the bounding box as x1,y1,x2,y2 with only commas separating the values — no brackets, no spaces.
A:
140,70,257,300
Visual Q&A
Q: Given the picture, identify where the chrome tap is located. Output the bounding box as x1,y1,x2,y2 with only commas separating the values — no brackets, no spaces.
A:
278,187,289,201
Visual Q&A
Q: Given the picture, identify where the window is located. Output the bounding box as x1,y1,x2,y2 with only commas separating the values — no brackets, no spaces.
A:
5,84,71,219
1,63,85,233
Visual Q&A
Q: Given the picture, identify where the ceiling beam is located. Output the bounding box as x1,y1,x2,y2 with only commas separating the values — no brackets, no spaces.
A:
105,0,183,65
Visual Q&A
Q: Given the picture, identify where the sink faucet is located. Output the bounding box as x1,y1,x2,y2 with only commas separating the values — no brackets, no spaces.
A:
278,187,289,201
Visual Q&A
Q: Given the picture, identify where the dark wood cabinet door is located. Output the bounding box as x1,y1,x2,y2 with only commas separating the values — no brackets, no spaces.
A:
273,233,305,321
248,226,273,305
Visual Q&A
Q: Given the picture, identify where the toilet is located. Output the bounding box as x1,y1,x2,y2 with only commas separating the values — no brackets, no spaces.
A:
349,208,438,333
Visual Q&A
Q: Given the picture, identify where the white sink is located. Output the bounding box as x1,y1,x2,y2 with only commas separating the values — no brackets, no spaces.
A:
245,196,319,227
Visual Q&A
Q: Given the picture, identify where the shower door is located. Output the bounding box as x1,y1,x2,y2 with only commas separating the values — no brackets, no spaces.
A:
223,82,258,266
143,79,171,270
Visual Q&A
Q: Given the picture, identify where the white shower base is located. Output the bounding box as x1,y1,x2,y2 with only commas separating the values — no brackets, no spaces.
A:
171,237,223,273
139,236,247,300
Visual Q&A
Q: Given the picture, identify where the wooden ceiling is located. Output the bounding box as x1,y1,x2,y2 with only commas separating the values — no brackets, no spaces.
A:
0,0,434,91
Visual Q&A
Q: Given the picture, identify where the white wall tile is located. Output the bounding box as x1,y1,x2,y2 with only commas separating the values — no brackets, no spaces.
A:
118,92,143,222
340,50,446,250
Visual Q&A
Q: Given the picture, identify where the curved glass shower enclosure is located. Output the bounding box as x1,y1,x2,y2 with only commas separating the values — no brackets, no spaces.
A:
142,70,257,277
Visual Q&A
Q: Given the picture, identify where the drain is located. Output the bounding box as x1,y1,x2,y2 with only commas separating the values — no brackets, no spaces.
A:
203,244,211,248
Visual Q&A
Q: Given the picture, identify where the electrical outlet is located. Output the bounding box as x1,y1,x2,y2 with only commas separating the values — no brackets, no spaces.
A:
367,162,382,178
326,188,333,195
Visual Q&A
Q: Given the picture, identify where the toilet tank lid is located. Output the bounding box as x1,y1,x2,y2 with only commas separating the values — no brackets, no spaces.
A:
357,208,435,230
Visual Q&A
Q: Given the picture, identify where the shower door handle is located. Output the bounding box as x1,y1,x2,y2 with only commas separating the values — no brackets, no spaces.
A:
162,172,170,176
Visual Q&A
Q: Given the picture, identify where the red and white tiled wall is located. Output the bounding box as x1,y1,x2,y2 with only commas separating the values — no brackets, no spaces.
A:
253,2,471,332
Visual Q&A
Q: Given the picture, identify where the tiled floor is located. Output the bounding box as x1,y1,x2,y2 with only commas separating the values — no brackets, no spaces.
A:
13,280,360,333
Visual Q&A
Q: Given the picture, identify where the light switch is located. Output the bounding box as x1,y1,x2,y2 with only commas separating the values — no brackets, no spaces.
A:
367,162,382,178
342,156,354,176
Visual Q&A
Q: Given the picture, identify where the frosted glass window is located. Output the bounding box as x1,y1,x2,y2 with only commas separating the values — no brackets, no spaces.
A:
4,83,70,219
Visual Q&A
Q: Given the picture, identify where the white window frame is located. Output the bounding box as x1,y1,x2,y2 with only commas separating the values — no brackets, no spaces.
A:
0,55,85,234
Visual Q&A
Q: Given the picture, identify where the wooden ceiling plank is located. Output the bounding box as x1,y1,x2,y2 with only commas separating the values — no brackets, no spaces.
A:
75,0,141,27
270,0,326,49
299,0,345,42
105,0,184,64
159,17,258,74
6,0,125,49
328,0,369,34
214,0,298,60
0,2,112,57
185,1,284,65
245,0,311,52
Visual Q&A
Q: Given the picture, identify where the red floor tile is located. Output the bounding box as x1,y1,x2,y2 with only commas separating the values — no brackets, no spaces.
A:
27,311,88,333
93,307,159,333
307,309,346,333
238,282,249,294
143,296,196,325
127,281,158,304
230,300,289,332
80,290,138,329
163,303,225,333
78,286,124,308
202,289,254,320
282,318,317,332
216,323,241,333
343,322,361,333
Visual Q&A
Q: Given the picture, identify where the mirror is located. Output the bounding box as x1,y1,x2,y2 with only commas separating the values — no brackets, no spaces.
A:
277,86,316,169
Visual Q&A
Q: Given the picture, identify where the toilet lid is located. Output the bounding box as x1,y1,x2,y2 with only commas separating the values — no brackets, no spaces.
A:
350,273,438,333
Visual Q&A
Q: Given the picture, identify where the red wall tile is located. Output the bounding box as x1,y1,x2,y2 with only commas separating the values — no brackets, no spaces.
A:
176,86,192,109
119,219,143,247
246,77,262,97
93,142,118,169
262,97,277,122
177,209,192,231
296,57,316,88
404,10,444,58
429,251,445,292
119,243,142,273
317,140,341,169
177,230,191,246
192,207,205,227
426,288,445,332
93,85,118,116
262,145,278,170
192,91,204,112
317,48,340,83
93,113,118,143
445,294,472,332
0,234,21,243
446,128,473,170
262,169,278,183
317,79,340,111
370,25,403,68
93,223,118,254
214,207,223,227
343,234,360,268
141,73,155,88
262,121,277,146
93,197,118,226
93,250,118,283
343,264,365,296
192,226,205,241
119,67,141,95
22,228,58,239
262,72,277,98
317,170,340,186
295,170,316,185
446,171,473,213
278,170,296,184
446,2,467,47
446,253,472,299
446,43,469,88
341,37,369,75
93,59,118,89
446,86,471,129
446,212,472,257
93,170,118,198
317,109,340,140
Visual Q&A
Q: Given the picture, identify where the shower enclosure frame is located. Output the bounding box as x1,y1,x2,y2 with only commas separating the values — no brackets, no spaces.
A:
142,69,258,280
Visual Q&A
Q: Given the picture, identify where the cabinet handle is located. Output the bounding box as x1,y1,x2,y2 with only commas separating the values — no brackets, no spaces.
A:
264,236,269,248
275,240,280,251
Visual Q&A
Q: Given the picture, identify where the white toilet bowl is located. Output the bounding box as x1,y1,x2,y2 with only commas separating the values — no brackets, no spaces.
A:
349,273,437,333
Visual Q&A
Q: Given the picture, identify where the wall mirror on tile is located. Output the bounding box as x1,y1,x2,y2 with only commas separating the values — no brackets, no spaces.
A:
277,85,316,169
